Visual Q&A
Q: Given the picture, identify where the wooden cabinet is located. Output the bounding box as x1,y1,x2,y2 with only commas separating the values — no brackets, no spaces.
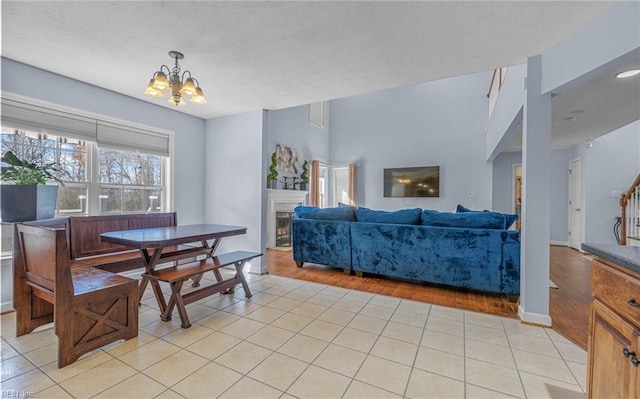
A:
589,258,640,398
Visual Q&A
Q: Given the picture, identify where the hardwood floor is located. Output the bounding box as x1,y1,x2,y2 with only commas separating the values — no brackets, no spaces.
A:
549,245,592,349
265,245,591,349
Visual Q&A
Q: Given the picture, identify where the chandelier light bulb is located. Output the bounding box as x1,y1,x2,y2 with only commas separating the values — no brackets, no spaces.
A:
190,87,208,104
144,80,164,98
168,95,186,106
151,72,170,91
180,78,197,96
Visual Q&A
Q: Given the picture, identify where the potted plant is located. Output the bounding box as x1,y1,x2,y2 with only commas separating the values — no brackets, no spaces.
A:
299,160,309,191
267,151,278,189
1,150,64,222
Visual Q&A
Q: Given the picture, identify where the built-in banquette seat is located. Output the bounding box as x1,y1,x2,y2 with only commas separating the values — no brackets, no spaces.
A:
12,212,176,367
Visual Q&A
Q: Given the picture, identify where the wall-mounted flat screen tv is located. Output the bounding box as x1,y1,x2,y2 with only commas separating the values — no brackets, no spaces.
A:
383,166,440,198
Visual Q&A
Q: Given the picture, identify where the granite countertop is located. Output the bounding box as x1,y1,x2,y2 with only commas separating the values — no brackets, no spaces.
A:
582,243,640,275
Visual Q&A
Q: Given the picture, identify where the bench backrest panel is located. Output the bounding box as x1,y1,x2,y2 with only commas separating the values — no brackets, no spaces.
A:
16,225,71,294
69,213,176,259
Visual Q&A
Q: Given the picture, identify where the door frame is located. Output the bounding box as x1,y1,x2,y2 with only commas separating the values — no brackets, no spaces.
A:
512,163,522,230
568,157,583,250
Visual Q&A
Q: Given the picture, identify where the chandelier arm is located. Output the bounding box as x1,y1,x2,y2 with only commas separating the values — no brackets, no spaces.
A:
181,70,192,82
191,77,200,87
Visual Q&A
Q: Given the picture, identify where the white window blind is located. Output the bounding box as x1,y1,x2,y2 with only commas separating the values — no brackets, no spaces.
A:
1,97,97,142
97,121,170,157
1,96,171,157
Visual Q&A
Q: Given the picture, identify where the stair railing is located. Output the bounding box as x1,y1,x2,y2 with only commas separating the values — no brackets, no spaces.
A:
620,173,640,245
487,67,508,118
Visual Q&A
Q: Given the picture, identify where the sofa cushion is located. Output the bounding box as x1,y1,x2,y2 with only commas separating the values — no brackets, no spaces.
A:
455,204,518,229
422,209,506,229
356,207,422,225
294,206,356,221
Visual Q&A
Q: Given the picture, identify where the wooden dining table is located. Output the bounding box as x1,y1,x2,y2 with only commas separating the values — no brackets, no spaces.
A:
100,224,247,305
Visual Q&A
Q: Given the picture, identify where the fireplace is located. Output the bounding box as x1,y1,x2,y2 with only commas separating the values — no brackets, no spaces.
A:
275,211,295,247
266,189,307,248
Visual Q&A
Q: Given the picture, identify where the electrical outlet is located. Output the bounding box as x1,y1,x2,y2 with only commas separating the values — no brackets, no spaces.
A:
467,191,475,198
611,190,624,198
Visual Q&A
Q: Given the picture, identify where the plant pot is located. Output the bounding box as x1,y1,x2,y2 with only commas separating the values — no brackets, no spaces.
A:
1,185,59,222
267,179,278,189
299,183,308,191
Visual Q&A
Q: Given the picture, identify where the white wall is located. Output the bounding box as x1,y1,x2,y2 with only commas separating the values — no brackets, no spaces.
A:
576,120,640,245
204,111,265,273
329,70,492,212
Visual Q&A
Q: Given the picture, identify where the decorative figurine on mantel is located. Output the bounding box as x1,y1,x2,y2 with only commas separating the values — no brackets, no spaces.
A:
300,161,309,191
283,176,299,190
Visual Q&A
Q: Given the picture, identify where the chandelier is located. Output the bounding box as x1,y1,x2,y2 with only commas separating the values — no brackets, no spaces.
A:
144,51,207,106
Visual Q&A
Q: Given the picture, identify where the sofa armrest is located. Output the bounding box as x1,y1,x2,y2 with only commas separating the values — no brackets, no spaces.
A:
291,218,352,269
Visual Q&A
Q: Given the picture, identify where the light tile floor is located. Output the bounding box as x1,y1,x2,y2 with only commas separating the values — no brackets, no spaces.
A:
1,269,587,398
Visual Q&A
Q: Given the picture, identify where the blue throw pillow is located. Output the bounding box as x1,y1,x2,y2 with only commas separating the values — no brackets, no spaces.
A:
422,209,506,229
294,206,356,221
455,204,474,213
356,207,422,225
455,204,518,229
503,213,518,229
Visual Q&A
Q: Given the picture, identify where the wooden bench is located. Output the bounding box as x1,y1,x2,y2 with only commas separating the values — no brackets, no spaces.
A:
143,250,263,328
14,224,138,368
18,212,178,273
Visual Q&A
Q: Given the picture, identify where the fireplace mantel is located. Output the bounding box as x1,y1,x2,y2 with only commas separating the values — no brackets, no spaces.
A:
266,189,308,248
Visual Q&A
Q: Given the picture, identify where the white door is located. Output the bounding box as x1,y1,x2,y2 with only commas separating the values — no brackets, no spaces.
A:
332,167,349,207
569,158,582,250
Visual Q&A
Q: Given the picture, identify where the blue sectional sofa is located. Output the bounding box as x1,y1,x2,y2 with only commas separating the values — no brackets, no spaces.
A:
291,205,520,294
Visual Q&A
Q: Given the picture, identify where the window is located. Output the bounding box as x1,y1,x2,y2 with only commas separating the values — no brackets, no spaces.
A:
1,127,89,214
309,102,327,130
318,163,327,208
1,127,168,216
98,148,164,213
333,166,349,207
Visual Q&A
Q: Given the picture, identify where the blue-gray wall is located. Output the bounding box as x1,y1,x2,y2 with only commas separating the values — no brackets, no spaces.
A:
1,57,209,310
264,104,329,188
574,120,640,245
204,111,265,273
492,149,570,242
329,70,493,212
1,57,207,224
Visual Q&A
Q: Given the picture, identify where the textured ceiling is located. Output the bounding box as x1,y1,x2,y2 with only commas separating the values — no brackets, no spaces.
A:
1,1,615,120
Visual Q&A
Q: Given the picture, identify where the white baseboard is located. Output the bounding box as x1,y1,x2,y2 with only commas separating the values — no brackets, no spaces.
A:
518,305,552,327
1,301,14,314
550,241,568,246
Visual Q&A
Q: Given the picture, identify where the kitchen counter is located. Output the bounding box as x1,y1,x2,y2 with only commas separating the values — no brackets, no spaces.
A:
582,243,640,274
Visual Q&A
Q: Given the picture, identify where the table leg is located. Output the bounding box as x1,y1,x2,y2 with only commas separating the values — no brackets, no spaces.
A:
140,248,165,308
191,239,218,287
191,239,231,295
